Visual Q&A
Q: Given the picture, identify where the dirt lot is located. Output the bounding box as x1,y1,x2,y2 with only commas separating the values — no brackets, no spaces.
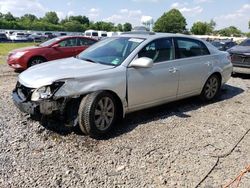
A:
0,63,250,187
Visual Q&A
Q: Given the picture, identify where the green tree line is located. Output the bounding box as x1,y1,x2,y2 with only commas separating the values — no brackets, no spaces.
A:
0,11,132,32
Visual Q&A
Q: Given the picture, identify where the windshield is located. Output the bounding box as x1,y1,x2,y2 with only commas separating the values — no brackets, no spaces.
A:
239,39,250,46
78,37,145,66
211,41,223,48
39,37,61,47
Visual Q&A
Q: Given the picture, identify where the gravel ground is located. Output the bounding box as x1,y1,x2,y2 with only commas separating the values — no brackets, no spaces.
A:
0,63,250,188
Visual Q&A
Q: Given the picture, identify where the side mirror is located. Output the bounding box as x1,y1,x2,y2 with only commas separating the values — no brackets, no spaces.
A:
129,57,153,68
52,43,60,48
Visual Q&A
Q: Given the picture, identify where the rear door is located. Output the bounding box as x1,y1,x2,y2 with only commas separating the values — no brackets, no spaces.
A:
127,38,179,110
174,37,212,97
76,38,97,54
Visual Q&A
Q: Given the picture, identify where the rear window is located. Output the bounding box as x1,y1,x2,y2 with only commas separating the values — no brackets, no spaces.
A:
77,38,96,46
85,32,91,36
17,33,25,36
175,38,210,58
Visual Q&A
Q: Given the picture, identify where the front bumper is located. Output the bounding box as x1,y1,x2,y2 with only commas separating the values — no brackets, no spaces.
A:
233,66,250,74
12,91,61,116
7,56,27,70
13,91,38,114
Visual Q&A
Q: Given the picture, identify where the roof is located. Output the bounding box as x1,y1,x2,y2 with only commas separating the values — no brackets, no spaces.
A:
119,32,203,41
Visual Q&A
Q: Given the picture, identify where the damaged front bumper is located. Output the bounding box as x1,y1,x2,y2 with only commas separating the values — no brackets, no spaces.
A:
12,90,61,116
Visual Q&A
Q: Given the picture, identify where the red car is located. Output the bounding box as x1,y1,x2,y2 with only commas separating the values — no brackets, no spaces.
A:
7,36,97,70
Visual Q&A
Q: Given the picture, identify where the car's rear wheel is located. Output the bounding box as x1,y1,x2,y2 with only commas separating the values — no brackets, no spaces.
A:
200,74,221,101
28,57,46,67
78,91,118,138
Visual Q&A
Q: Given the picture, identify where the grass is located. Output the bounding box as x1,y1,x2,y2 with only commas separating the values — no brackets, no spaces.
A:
0,42,37,64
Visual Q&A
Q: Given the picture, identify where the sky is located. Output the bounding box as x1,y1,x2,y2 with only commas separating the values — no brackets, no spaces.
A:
0,0,249,31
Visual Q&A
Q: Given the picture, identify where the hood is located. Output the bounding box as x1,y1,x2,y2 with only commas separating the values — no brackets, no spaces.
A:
18,57,115,88
227,45,250,54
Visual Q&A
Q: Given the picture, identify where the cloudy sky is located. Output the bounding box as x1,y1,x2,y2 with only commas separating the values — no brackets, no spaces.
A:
0,0,249,31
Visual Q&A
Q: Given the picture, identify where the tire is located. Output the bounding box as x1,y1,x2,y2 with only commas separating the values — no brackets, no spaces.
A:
200,74,221,101
28,57,46,67
78,91,118,138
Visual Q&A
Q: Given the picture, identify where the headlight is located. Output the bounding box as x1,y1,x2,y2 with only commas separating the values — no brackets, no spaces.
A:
11,51,28,59
31,86,52,101
31,82,64,101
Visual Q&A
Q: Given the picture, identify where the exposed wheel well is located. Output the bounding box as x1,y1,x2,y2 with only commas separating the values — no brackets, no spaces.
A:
28,56,47,67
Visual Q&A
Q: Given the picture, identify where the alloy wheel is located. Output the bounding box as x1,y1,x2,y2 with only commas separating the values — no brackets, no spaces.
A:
94,97,115,131
30,58,43,66
204,76,219,100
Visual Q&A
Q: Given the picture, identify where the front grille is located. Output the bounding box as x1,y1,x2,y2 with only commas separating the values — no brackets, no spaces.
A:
231,54,250,66
15,82,34,101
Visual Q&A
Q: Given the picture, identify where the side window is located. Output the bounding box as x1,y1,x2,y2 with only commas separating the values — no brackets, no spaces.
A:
77,38,96,46
59,38,77,47
176,38,210,58
138,38,174,63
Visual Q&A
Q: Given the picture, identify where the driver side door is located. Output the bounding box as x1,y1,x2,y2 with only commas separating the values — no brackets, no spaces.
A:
49,38,78,60
127,38,179,111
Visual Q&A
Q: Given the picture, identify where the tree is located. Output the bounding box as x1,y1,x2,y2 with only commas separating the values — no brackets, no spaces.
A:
218,26,242,37
153,9,187,33
63,21,84,32
94,21,114,31
249,20,250,29
123,23,132,32
209,19,216,31
43,11,59,24
4,12,16,21
117,23,123,31
191,20,215,35
68,15,89,25
191,22,208,35
20,14,38,22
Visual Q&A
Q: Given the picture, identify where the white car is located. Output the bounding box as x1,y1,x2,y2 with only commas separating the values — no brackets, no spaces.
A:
13,32,233,138
9,32,28,41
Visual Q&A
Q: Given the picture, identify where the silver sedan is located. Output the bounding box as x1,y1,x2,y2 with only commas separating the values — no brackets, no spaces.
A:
13,32,233,138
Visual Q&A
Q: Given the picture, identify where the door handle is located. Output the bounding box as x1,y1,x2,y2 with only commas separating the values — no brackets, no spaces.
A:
169,67,178,73
205,62,212,66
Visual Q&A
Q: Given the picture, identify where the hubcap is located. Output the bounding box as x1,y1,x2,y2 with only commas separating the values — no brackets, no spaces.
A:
94,97,114,131
31,59,43,66
205,77,218,99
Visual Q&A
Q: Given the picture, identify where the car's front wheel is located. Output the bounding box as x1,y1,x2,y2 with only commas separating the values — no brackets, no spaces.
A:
28,57,46,67
78,91,118,138
200,74,221,101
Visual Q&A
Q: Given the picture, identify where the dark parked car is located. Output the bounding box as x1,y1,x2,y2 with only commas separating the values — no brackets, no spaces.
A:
7,36,97,70
0,33,9,42
44,32,56,39
211,41,237,51
27,33,46,42
227,38,250,74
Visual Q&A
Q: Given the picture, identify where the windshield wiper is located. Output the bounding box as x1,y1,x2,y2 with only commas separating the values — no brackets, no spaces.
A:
80,58,97,63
